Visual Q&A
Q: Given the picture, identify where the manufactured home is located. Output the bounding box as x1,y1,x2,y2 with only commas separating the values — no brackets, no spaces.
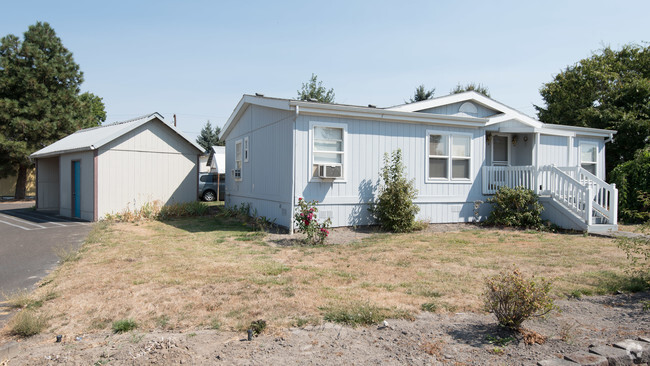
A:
31,113,204,221
220,92,617,233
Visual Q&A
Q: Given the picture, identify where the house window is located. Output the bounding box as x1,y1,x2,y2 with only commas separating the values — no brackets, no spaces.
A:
234,139,242,180
427,132,472,181
311,123,346,179
244,137,249,162
580,143,597,176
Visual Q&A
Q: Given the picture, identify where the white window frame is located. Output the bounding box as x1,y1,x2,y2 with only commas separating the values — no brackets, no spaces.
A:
244,137,249,162
309,121,347,182
234,139,243,181
426,130,473,183
579,141,598,177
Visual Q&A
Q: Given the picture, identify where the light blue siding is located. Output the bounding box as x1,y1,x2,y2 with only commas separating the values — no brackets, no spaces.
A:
294,115,486,227
539,135,569,167
224,105,294,228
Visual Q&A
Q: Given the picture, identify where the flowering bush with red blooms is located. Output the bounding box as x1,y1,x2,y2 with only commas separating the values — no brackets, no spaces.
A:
294,198,332,245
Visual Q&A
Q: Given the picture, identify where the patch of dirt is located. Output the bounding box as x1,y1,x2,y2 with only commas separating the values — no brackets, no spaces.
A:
4,292,648,365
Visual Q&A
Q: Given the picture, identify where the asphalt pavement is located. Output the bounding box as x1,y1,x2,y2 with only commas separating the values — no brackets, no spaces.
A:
0,201,92,326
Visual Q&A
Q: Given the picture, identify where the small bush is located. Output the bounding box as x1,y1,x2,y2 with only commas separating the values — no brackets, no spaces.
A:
486,186,543,229
484,267,554,330
370,149,420,233
249,319,267,336
112,318,138,333
9,310,47,337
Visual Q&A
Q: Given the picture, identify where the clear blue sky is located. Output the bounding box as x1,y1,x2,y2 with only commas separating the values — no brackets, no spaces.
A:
2,0,648,141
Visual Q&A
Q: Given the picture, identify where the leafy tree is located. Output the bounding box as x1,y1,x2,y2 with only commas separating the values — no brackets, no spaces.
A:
407,84,435,103
196,120,224,152
0,22,103,199
451,82,491,97
297,73,335,103
610,146,650,221
535,44,650,176
370,149,420,232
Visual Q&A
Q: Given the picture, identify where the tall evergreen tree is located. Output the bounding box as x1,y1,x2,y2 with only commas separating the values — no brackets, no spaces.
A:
451,82,491,97
0,22,103,198
407,84,435,103
297,74,335,103
196,120,223,151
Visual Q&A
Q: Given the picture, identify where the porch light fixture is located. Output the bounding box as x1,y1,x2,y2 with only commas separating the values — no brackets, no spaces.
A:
512,135,518,146
486,132,491,145
523,136,528,142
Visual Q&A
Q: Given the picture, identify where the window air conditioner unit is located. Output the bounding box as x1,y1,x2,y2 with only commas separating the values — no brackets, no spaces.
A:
318,164,342,179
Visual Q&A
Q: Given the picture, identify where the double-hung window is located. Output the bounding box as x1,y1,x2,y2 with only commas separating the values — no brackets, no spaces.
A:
427,132,471,181
580,142,597,176
311,123,345,179
234,139,242,180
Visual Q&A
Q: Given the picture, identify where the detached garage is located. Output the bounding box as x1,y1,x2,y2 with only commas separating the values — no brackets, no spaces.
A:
30,113,203,221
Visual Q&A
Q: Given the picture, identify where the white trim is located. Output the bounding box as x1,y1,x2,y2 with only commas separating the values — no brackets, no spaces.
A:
579,141,598,177
234,139,243,181
425,129,473,183
309,121,348,183
243,136,249,162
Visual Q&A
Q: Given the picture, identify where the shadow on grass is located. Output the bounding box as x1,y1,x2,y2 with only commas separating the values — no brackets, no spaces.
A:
159,215,255,234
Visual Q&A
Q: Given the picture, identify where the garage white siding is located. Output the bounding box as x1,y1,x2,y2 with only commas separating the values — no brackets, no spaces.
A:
96,120,198,218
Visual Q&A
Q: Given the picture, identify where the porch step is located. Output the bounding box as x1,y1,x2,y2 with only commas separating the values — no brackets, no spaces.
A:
587,224,618,234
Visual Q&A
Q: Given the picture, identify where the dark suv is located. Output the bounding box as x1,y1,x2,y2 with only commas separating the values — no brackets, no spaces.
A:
198,173,225,201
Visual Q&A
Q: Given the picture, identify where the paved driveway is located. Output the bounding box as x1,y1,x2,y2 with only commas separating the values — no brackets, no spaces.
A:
0,202,92,324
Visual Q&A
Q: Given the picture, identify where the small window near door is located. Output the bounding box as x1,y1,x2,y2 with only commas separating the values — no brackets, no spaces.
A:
580,143,597,175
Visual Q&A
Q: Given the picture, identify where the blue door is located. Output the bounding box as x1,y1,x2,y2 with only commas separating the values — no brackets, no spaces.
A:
72,161,81,218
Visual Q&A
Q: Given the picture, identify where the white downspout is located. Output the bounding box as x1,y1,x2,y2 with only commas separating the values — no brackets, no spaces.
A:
289,105,299,234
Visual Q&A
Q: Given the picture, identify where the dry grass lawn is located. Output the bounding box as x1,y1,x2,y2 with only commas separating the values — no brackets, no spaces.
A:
2,215,639,337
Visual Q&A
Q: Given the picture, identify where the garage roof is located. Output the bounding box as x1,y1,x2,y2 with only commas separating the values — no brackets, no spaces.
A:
31,113,203,159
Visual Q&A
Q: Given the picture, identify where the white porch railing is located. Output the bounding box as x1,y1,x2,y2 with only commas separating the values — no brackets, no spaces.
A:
481,165,537,195
481,165,618,226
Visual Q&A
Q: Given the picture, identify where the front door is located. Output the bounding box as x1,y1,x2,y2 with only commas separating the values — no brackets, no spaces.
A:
492,135,510,166
72,161,81,218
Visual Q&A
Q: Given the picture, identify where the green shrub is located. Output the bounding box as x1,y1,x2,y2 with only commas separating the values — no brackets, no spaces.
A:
370,149,420,233
486,186,543,229
610,147,650,222
249,319,267,336
112,318,138,333
484,267,554,330
9,310,47,337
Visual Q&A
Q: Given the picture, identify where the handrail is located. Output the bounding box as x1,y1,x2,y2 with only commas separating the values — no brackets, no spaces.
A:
546,165,590,221
482,165,618,226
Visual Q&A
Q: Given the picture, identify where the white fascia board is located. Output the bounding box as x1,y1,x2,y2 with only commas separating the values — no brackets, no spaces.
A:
391,91,544,128
31,146,95,159
542,123,616,137
292,102,487,127
220,95,292,140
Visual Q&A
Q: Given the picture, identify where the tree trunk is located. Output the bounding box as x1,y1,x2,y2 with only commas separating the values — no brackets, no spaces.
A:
15,164,27,200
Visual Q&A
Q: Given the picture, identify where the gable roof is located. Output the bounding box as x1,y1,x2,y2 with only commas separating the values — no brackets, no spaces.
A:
387,91,616,138
220,95,489,140
387,91,544,128
31,113,204,159
206,146,226,174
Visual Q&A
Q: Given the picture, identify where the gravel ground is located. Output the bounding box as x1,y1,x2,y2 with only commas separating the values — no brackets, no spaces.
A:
3,292,648,365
